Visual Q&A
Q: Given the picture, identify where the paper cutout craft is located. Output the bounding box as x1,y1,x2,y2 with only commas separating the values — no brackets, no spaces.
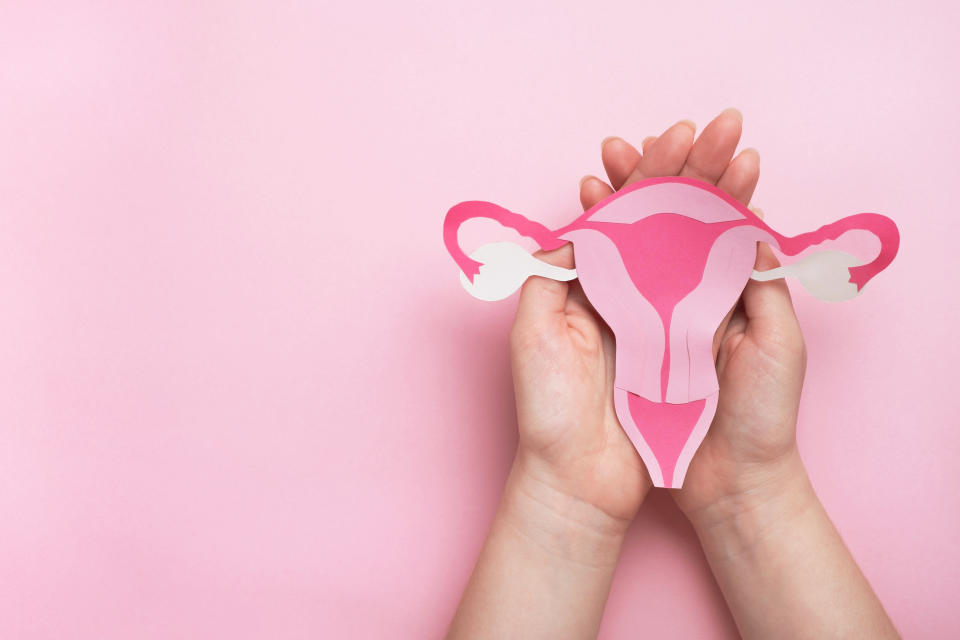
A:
443,176,899,488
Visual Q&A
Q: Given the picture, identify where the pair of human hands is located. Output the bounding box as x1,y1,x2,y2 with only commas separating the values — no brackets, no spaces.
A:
452,112,898,639
510,109,808,535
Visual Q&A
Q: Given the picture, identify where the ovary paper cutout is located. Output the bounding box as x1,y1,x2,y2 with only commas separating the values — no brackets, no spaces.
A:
443,176,899,488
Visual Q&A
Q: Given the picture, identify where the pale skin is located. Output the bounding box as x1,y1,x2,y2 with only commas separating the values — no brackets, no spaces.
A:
447,109,899,639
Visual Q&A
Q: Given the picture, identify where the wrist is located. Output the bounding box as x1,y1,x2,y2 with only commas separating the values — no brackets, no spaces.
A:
499,452,631,568
685,450,819,559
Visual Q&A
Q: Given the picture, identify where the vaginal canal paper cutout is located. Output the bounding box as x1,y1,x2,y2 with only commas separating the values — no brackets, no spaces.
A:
443,176,900,488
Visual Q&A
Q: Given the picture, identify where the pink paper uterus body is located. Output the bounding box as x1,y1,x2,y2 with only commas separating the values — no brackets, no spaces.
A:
560,207,769,488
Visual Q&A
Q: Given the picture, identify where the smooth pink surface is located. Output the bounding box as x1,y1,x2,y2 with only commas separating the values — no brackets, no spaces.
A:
592,215,741,398
626,394,706,489
1,1,958,638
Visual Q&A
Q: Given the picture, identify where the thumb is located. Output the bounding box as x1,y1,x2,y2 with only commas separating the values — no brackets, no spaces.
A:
513,243,575,329
741,242,801,336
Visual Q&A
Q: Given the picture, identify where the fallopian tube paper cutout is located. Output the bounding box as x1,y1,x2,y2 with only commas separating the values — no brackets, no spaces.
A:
443,176,900,488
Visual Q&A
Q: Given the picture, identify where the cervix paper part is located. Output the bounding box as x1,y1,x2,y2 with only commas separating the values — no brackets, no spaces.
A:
443,176,900,488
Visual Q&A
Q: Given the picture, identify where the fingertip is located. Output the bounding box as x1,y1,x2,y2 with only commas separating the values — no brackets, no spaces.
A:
601,137,641,189
742,243,785,304
533,242,576,270
579,175,615,209
680,109,744,185
721,107,743,122
520,244,578,320
742,278,794,326
717,146,761,205
601,135,621,151
670,121,698,149
633,121,696,181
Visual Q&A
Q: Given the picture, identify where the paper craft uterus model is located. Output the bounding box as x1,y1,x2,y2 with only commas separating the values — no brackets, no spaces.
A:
444,177,899,488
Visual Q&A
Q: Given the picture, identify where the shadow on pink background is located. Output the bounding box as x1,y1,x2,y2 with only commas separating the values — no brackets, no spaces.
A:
0,1,957,638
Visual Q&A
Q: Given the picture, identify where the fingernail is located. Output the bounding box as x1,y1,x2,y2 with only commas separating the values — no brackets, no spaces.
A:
722,107,743,122
641,136,657,149
601,136,620,149
579,175,593,188
749,205,765,219
676,119,697,132
744,147,760,163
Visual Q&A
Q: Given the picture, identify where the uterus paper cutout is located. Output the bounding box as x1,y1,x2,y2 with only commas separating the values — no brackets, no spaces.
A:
443,177,899,488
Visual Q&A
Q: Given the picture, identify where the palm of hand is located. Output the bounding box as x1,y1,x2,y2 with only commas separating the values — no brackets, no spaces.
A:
672,273,807,515
510,268,649,522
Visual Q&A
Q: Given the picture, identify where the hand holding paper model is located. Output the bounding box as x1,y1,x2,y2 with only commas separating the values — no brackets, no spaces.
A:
443,176,899,488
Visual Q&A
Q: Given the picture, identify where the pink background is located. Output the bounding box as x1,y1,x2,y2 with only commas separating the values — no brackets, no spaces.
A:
1,1,958,638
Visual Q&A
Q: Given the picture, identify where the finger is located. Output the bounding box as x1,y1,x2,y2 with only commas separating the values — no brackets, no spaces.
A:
600,137,642,189
680,108,743,185
712,210,763,359
715,303,747,373
579,175,615,210
741,243,800,332
514,244,576,327
641,136,657,153
712,304,737,361
624,120,696,185
717,147,761,205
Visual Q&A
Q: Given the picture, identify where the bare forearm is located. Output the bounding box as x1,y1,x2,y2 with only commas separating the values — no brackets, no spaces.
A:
447,454,631,639
689,452,898,640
